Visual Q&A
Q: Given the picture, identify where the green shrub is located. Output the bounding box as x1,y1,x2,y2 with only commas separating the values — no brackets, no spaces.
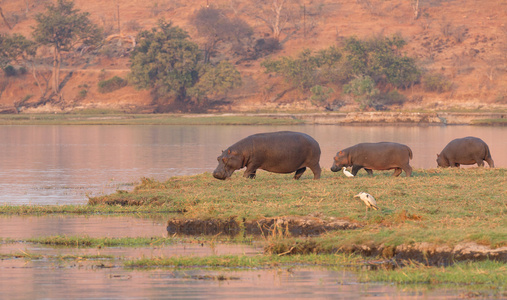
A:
3,65,17,77
98,76,127,93
375,90,407,106
310,85,334,105
423,73,452,93
78,89,88,99
343,75,379,110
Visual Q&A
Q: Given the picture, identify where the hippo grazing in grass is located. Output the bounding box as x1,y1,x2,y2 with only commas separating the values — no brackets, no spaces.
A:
437,136,494,168
213,131,321,180
331,142,413,177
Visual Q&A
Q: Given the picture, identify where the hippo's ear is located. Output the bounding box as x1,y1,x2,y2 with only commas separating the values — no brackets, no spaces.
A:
228,149,231,155
436,154,439,157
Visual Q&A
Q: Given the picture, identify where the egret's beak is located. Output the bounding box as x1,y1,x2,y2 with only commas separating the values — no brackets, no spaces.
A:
353,194,360,198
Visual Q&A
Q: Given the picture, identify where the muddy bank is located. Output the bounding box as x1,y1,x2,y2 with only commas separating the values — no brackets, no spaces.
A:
166,216,360,237
231,112,507,125
166,217,507,265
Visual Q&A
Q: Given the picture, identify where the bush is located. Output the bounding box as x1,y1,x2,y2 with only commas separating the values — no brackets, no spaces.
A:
3,65,17,77
423,73,452,93
343,75,379,110
373,90,407,110
78,89,88,99
98,76,127,93
310,85,334,106
254,38,281,57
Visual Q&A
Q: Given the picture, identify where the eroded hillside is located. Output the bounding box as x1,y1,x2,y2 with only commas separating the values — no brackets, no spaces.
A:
0,0,506,113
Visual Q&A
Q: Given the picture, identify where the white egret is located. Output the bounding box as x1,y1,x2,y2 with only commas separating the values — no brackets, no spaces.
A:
353,192,379,213
342,167,354,178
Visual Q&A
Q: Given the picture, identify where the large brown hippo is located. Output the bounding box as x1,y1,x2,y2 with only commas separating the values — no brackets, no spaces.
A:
437,136,494,168
213,131,322,180
331,142,413,177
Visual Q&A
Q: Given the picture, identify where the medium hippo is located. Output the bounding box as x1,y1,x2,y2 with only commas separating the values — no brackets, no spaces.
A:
213,131,322,180
437,136,494,168
331,142,413,177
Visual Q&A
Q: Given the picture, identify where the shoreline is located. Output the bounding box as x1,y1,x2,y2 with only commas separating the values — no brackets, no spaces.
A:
218,111,507,125
0,111,505,125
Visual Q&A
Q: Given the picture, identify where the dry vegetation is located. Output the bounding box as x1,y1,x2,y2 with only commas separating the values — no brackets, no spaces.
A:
1,0,507,113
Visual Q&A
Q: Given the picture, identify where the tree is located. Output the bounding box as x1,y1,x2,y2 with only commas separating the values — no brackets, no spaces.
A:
262,49,320,90
250,0,298,42
344,35,420,89
190,7,253,63
129,20,201,103
0,33,48,96
189,61,242,103
33,0,102,94
129,20,242,109
343,75,379,110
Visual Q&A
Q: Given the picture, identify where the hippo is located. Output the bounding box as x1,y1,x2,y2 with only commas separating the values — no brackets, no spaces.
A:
331,142,413,177
213,131,321,180
437,136,494,168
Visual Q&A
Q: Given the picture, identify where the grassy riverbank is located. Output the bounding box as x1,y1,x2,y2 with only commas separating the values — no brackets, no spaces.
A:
0,112,506,125
88,169,506,250
0,113,303,125
1,168,505,290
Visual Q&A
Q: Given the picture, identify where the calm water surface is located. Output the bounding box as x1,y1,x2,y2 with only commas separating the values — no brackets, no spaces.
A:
0,125,505,204
0,262,472,299
1,124,503,299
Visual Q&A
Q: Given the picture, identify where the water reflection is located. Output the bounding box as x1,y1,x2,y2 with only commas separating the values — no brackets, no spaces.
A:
0,261,469,299
0,125,505,205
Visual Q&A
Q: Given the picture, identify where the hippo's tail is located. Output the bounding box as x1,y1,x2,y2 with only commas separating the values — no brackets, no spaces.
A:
407,147,413,160
485,143,492,159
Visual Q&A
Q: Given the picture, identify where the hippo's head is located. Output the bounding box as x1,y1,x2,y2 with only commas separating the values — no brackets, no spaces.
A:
212,149,244,180
436,154,449,167
330,151,349,172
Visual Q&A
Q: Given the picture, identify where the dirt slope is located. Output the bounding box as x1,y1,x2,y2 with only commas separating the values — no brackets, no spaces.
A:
1,0,506,112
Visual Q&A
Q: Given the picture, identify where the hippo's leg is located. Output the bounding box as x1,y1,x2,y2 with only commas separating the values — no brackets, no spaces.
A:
449,160,458,168
475,157,484,167
294,167,307,180
392,168,402,177
351,165,362,176
365,168,373,176
309,164,321,180
485,157,495,168
403,165,412,177
243,166,258,179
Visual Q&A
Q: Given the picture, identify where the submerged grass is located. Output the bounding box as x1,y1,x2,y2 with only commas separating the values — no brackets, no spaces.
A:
124,254,506,289
358,260,507,288
0,203,181,216
124,253,363,269
26,236,175,248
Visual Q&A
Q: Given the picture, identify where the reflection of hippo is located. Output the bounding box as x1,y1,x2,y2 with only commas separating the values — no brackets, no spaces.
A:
437,136,494,168
213,131,321,180
331,142,413,177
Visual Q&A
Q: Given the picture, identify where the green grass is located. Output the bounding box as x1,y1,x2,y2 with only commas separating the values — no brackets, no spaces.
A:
471,118,507,126
124,253,363,268
358,260,507,287
89,168,507,249
0,203,182,215
1,168,505,288
123,254,506,289
0,113,304,125
26,236,176,247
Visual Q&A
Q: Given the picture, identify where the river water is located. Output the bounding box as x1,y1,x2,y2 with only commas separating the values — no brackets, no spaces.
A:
1,124,504,299
0,124,505,205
